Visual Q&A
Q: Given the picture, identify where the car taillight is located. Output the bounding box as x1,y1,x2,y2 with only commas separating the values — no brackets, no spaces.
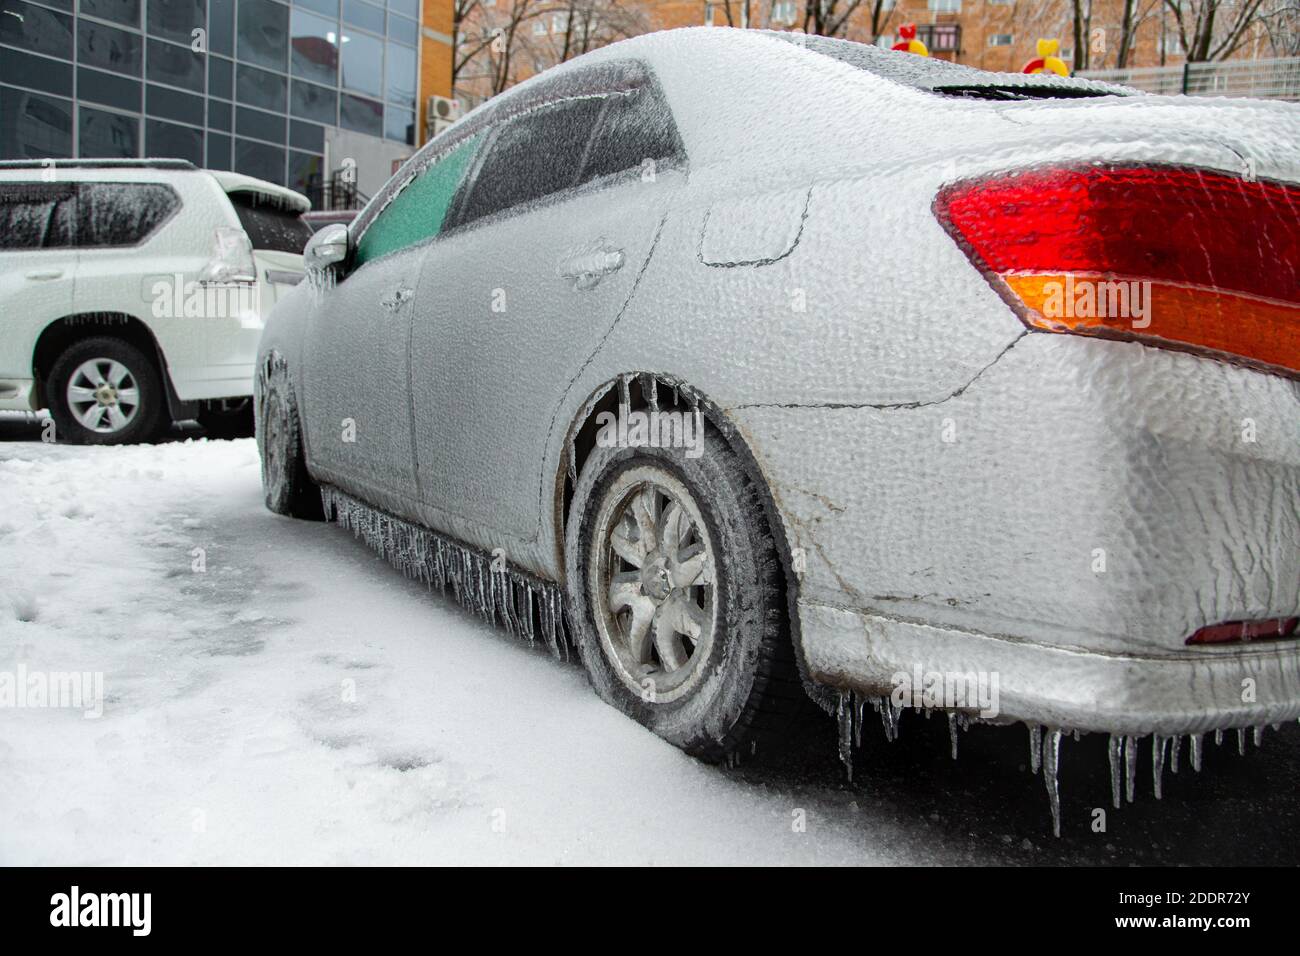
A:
200,226,257,283
933,164,1300,378
1186,617,1299,646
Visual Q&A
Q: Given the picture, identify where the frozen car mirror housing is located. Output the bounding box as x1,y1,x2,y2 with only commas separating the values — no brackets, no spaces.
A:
304,222,350,274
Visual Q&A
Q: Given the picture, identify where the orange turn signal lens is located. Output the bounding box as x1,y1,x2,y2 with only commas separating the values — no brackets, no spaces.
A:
1003,273,1300,376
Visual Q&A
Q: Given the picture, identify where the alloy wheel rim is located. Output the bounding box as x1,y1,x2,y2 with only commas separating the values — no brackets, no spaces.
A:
591,467,717,703
66,358,140,434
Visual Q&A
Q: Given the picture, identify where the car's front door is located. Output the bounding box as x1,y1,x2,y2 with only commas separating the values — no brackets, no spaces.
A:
300,134,483,515
410,72,687,552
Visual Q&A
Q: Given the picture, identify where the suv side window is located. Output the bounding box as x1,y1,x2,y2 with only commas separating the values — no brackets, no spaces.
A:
71,182,180,247
455,95,605,228
579,84,684,185
354,132,483,266
0,181,76,249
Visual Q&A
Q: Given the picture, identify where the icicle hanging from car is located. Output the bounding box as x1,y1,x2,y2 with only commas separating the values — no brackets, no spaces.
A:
319,485,572,662
1042,728,1063,838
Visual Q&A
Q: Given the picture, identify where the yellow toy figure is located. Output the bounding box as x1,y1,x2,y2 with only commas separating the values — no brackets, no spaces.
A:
1022,38,1070,76
890,23,929,56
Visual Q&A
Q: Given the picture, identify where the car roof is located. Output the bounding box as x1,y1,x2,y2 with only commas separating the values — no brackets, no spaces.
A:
0,159,310,212
0,158,198,171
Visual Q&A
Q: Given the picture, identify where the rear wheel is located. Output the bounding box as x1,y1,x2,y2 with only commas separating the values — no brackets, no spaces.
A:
257,360,322,519
565,420,805,762
46,337,166,445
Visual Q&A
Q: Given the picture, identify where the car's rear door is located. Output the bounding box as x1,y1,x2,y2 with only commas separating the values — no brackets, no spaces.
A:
410,66,686,550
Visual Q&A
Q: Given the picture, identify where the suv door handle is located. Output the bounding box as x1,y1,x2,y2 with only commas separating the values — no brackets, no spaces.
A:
559,246,625,291
25,269,63,280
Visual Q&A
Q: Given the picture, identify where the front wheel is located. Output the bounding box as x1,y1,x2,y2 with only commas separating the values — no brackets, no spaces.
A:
45,337,166,445
256,359,322,520
565,421,805,762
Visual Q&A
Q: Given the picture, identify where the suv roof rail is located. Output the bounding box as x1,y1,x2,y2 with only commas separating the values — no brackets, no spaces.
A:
0,158,199,171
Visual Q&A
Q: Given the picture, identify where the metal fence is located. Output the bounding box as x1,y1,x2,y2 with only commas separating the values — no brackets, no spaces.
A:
302,171,372,212
1081,57,1300,101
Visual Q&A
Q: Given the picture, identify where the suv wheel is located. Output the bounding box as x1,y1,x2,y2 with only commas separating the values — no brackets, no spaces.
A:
46,337,166,445
565,418,805,762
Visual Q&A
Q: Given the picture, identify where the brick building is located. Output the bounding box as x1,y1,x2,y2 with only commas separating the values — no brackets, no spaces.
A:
647,0,1253,72
450,0,1284,113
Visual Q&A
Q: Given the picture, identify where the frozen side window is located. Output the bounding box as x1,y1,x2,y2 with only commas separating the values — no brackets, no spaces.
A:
456,96,605,228
354,132,482,266
0,182,74,249
580,85,684,185
71,182,180,247
229,191,315,253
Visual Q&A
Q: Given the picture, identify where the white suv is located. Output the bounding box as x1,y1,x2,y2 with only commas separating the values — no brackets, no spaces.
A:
0,159,312,444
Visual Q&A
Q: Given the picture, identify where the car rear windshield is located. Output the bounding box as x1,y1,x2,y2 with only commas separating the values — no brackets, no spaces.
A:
765,32,1130,101
228,191,314,254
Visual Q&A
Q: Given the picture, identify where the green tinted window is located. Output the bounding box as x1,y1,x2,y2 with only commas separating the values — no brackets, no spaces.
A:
354,133,482,265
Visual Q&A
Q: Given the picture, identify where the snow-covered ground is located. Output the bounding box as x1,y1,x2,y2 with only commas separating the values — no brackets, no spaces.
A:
3,419,1299,865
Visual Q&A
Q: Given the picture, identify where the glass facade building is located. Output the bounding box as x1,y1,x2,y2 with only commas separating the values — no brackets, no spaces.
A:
0,0,420,194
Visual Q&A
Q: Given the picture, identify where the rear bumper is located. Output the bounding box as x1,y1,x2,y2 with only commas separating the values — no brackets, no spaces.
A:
800,599,1300,735
731,332,1300,733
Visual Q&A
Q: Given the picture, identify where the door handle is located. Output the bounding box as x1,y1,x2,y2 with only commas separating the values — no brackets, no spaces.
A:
559,246,625,291
25,269,63,281
380,285,414,313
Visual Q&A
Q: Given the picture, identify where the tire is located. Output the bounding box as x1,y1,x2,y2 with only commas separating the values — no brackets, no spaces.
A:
198,400,255,440
45,336,167,446
565,417,806,762
256,359,322,520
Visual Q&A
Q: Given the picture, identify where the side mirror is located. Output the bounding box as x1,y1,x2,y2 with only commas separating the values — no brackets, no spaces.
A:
304,222,350,274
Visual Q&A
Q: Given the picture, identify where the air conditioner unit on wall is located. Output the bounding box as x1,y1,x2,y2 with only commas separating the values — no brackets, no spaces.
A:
425,95,463,140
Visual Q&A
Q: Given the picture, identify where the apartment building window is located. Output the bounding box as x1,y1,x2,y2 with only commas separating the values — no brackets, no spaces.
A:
917,23,961,53
988,34,1013,47
772,1,798,24
928,0,961,13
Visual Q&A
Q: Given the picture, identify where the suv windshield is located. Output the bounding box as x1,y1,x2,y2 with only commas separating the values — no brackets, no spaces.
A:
228,192,314,254
764,32,1130,101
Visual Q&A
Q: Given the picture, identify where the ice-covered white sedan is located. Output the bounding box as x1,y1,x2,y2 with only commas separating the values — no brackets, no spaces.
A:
257,29,1300,803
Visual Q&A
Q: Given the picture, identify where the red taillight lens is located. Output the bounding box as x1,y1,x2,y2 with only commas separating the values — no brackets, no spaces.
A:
1186,617,1299,646
934,164,1300,378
